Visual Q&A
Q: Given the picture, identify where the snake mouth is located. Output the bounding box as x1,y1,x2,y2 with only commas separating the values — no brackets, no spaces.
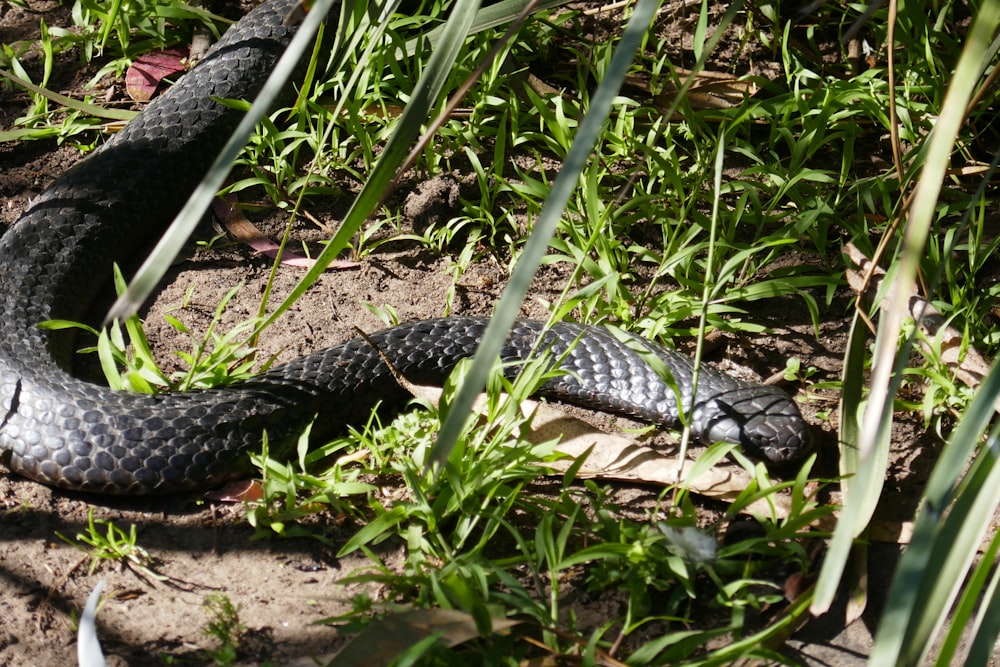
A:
745,428,813,464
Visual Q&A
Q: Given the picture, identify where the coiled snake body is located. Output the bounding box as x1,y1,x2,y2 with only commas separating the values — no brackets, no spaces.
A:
0,0,809,494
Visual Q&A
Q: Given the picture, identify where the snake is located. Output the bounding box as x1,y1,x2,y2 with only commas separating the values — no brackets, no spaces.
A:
0,0,810,495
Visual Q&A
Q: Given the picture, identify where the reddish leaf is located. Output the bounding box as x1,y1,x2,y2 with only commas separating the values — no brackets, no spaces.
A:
125,47,190,102
205,479,263,502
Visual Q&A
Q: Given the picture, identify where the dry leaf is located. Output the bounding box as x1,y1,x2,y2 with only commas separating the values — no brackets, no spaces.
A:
213,196,358,271
125,47,189,102
205,479,263,503
406,382,794,520
328,608,520,667
651,67,759,113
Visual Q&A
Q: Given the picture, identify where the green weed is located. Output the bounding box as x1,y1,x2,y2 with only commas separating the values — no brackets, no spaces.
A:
40,266,266,393
57,509,162,581
202,594,246,665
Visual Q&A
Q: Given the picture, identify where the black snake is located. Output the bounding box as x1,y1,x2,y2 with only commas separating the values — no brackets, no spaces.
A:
0,0,810,494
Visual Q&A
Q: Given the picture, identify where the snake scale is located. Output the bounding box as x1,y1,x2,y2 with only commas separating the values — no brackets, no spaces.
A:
0,0,810,494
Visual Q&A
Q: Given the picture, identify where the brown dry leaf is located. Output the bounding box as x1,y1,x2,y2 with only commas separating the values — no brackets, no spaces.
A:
405,383,793,519
213,196,359,271
650,68,759,113
525,398,793,519
327,608,520,667
204,479,263,503
524,68,759,118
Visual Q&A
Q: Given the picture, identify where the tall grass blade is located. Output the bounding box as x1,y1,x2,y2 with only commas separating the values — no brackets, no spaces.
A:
934,524,1000,666
105,0,340,322
870,362,1000,665
812,0,1000,619
810,309,874,614
258,0,484,332
428,0,662,467
0,69,136,120
965,550,1000,666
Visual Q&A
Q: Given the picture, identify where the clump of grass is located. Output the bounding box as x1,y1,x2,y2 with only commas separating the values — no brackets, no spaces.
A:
40,266,266,394
202,594,246,665
57,509,162,581
244,356,831,662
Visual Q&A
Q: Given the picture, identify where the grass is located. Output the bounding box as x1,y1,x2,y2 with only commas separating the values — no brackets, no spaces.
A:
57,509,164,581
201,594,247,665
4,0,1000,663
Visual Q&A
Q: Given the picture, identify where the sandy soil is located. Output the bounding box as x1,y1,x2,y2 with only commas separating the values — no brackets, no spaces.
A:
0,0,956,664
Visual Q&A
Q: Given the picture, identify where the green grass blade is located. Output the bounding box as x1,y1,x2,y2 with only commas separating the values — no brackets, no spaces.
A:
0,68,136,120
257,0,484,333
692,0,708,62
906,440,1000,663
966,547,1000,666
934,523,1000,666
812,0,1000,619
428,0,662,467
870,363,1000,664
810,310,875,613
105,0,338,322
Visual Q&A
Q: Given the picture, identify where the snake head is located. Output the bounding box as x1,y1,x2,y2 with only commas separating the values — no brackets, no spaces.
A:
693,385,811,463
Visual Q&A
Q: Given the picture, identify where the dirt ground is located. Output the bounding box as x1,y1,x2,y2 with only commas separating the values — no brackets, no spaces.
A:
0,0,964,665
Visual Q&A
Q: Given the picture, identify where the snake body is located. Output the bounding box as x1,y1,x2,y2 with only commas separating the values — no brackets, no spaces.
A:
0,0,809,494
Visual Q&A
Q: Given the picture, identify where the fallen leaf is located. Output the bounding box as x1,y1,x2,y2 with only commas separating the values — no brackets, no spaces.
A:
125,47,189,102
649,68,760,114
328,608,520,667
205,479,263,503
213,196,359,270
403,382,794,520
525,398,794,519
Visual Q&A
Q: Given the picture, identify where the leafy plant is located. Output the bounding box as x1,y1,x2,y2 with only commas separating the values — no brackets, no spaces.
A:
202,594,246,665
69,0,225,75
40,266,266,393
57,509,162,580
